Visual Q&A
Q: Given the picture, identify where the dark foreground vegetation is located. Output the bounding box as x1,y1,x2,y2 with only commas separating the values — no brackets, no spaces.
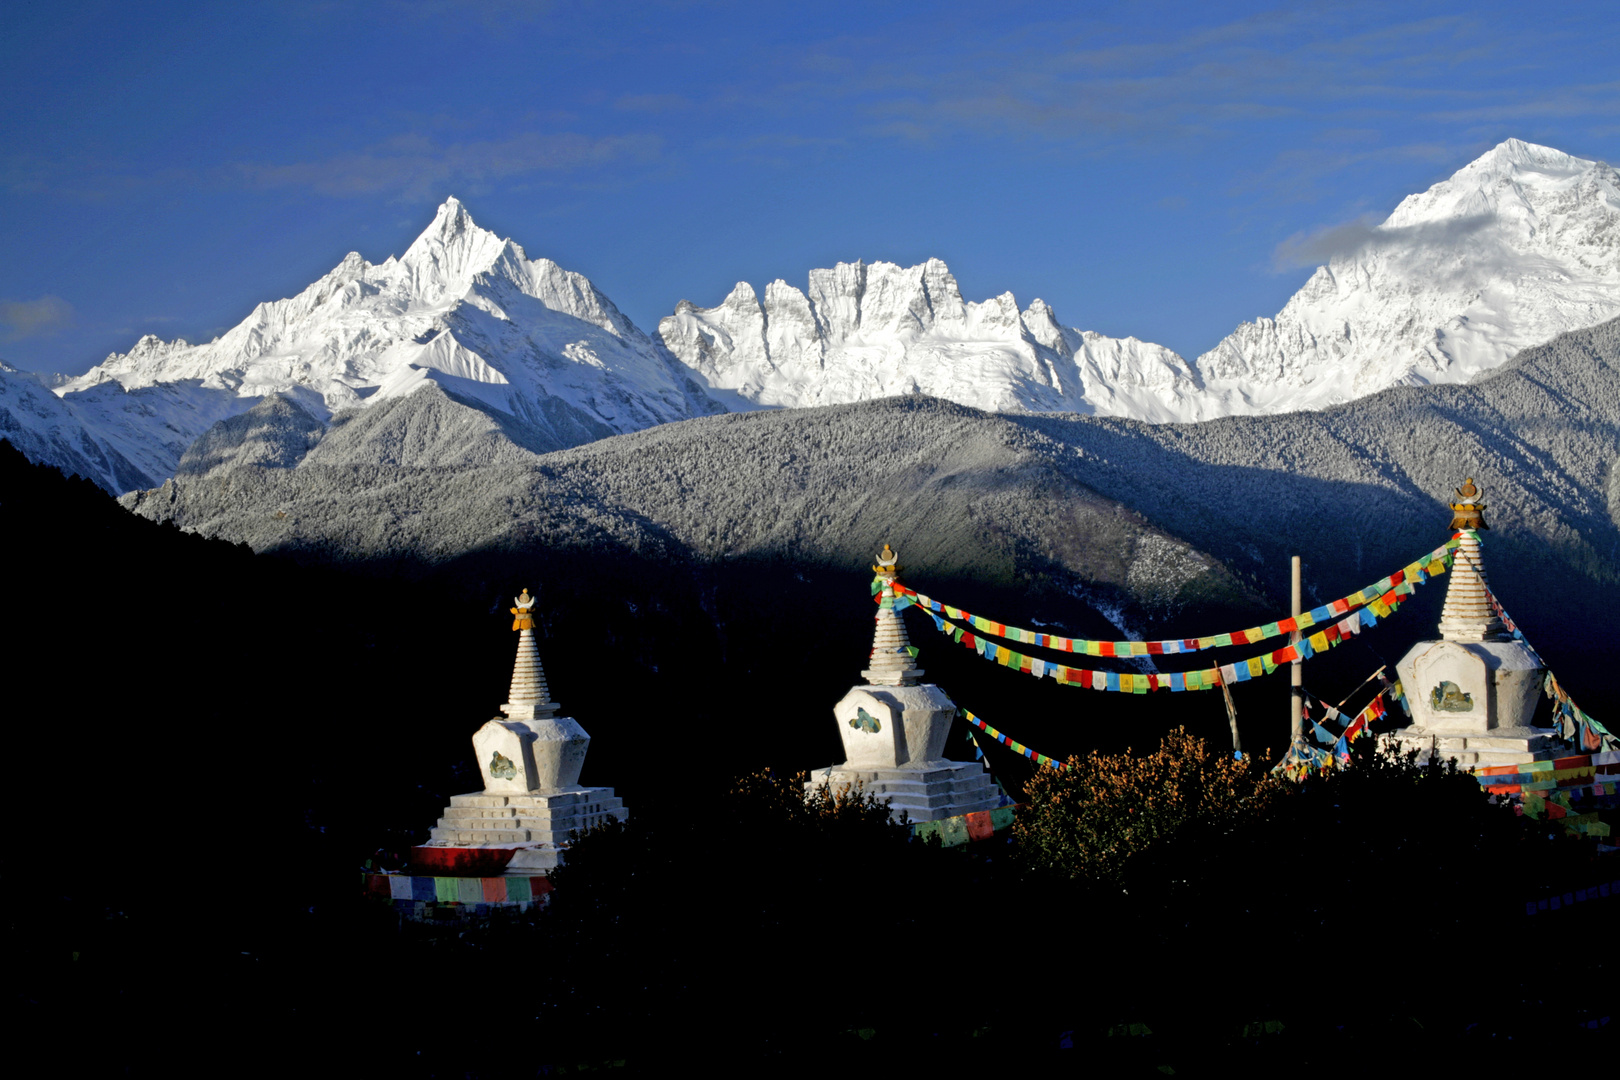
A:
5,440,1616,1075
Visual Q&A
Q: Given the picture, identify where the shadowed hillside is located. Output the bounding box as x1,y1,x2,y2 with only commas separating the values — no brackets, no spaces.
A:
1012,314,1620,717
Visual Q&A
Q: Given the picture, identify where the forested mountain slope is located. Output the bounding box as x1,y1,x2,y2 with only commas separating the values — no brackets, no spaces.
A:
123,388,1254,623
1014,314,1620,708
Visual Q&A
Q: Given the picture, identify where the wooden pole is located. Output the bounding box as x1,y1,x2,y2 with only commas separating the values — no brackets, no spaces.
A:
1221,678,1242,753
1290,555,1303,745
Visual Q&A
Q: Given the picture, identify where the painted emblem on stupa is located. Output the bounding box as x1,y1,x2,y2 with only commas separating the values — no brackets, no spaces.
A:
489,750,518,779
1430,680,1474,712
849,707,882,734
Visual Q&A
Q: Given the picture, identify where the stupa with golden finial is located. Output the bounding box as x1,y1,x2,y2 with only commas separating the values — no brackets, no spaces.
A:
1393,481,1554,767
804,544,1004,822
413,587,628,875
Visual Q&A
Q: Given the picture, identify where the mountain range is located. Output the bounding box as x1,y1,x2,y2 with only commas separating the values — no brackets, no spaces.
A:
3,138,1616,497
663,138,1620,422
118,314,1620,700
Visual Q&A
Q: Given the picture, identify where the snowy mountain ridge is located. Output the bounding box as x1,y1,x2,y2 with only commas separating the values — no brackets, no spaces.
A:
661,139,1620,421
659,258,1213,423
52,198,720,486
1197,138,1620,411
16,138,1620,493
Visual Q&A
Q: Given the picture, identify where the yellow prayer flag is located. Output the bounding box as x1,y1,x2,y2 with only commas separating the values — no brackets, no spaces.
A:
1309,631,1328,652
1247,657,1263,677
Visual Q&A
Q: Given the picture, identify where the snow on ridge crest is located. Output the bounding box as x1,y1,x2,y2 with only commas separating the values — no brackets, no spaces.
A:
1193,138,1620,412
50,196,718,485
659,256,1207,420
664,138,1620,424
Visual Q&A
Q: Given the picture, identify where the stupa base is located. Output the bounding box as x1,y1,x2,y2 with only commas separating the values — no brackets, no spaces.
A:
426,786,628,848
1387,725,1563,768
805,760,1005,823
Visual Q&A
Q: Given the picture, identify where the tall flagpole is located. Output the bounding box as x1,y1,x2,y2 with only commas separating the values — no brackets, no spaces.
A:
1290,555,1303,745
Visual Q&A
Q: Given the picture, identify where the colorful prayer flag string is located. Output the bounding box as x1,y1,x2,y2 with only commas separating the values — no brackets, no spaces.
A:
925,587,1413,693
1272,678,1394,780
889,536,1459,659
960,709,1068,770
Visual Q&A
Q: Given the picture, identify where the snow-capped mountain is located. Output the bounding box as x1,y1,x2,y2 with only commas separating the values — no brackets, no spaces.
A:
658,259,1211,423
18,138,1618,495
661,139,1620,422
1196,138,1620,411
0,361,151,493
53,198,721,487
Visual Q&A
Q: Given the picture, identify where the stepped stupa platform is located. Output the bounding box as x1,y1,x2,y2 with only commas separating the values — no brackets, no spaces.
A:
807,545,1004,823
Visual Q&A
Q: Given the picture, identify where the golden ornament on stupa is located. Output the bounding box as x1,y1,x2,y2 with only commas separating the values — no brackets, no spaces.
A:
1447,478,1489,531
872,543,903,577
510,587,538,631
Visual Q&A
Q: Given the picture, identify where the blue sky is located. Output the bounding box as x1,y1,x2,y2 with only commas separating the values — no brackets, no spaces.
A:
3,0,1618,374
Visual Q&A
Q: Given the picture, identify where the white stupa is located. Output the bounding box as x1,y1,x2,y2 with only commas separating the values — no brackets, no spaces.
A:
418,588,628,872
805,546,1003,822
1393,481,1555,767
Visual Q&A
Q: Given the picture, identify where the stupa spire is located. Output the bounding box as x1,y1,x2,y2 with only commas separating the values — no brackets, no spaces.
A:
502,588,560,719
862,544,924,686
1437,480,1507,642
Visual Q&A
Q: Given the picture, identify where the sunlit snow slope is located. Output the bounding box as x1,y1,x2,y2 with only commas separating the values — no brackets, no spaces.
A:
53,198,721,486
1195,138,1620,412
658,259,1209,422
662,139,1620,421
